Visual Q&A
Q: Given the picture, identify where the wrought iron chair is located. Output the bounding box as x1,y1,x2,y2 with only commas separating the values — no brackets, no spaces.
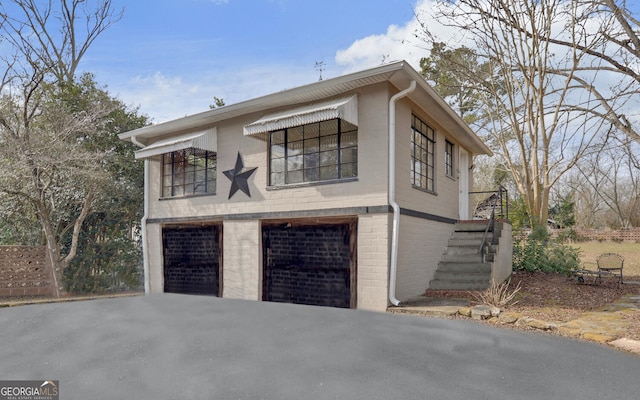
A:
595,252,624,285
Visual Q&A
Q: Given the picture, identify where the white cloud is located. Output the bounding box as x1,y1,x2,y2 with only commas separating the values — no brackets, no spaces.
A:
334,0,474,74
114,65,316,123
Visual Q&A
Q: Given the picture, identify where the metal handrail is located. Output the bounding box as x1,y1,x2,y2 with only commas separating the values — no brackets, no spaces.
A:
470,186,509,220
473,186,508,262
480,208,496,262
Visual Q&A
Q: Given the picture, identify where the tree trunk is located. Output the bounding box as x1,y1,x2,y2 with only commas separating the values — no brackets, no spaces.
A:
36,202,65,298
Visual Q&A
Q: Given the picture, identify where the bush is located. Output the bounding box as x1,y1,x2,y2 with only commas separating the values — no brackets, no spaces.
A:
555,227,586,243
513,230,581,275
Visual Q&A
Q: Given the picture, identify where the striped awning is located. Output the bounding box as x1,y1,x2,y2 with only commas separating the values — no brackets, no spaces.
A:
134,127,217,159
243,95,358,136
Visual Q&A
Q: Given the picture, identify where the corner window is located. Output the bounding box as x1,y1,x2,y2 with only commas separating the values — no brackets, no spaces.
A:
411,114,435,192
269,119,357,186
162,148,217,197
445,140,455,178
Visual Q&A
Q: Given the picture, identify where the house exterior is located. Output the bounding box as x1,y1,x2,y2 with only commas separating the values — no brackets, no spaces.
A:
119,61,493,312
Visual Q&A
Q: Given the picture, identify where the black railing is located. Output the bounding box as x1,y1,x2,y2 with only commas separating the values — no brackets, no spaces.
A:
470,186,509,220
470,187,509,262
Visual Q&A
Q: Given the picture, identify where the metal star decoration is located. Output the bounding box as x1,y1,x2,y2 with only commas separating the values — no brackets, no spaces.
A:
223,152,258,199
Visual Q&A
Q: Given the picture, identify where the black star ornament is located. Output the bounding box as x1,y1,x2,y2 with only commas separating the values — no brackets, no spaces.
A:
223,152,258,199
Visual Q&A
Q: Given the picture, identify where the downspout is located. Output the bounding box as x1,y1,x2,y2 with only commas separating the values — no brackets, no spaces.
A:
388,80,416,306
130,136,150,295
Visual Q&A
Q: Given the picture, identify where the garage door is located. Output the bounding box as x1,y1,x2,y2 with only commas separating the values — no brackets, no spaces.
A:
262,221,356,308
162,226,221,296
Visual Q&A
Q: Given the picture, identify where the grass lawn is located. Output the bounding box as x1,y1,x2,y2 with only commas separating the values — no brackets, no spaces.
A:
570,241,640,276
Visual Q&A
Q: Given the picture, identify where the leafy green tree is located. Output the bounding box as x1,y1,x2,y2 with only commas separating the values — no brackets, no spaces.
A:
0,0,126,297
549,194,576,229
209,96,225,109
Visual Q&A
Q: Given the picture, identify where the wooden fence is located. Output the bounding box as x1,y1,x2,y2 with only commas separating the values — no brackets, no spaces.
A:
548,228,640,242
0,246,55,297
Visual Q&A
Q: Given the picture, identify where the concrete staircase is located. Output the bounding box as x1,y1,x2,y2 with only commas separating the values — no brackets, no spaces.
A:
429,221,500,291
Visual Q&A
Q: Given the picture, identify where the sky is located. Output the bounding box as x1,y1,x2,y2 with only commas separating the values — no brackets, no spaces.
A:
79,0,439,123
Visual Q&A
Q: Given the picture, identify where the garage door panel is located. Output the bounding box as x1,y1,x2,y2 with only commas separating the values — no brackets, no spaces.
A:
163,226,220,296
262,223,354,308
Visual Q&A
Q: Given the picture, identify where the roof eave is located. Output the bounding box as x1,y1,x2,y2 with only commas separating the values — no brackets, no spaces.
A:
118,61,407,142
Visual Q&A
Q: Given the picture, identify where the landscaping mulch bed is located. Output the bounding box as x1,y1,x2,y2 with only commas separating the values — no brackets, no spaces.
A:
425,271,640,340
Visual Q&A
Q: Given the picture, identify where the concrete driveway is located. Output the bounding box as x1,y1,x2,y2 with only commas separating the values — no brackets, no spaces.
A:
0,294,638,399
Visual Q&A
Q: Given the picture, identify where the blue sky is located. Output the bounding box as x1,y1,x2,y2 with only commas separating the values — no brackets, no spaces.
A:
76,0,640,124
81,0,429,122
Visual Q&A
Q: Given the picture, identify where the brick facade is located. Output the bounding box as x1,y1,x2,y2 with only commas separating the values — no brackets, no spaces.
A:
0,246,55,297
124,63,492,311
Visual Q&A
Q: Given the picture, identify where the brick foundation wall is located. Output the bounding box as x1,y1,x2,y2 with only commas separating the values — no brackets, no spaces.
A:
263,225,352,308
162,226,220,296
0,246,55,297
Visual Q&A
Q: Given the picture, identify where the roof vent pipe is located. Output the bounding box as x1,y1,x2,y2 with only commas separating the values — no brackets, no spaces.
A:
130,136,150,295
388,80,416,306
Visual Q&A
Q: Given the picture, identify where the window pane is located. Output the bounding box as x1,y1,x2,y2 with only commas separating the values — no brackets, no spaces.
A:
320,135,338,151
207,180,216,194
271,130,285,144
287,170,303,184
304,123,319,139
185,183,194,194
196,169,207,183
340,148,357,163
304,153,319,168
341,163,357,178
271,144,285,159
320,165,338,180
320,119,339,136
186,171,195,185
287,140,303,156
320,150,338,166
304,168,319,182
163,162,172,175
173,185,185,196
342,131,357,147
289,126,304,142
271,172,284,186
304,138,319,154
271,157,285,173
287,155,304,171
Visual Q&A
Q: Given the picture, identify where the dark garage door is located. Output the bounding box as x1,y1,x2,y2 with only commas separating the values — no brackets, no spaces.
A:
162,226,221,296
262,222,356,308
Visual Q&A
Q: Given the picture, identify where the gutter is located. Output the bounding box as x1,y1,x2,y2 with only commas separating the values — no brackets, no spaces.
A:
130,136,150,294
388,79,417,307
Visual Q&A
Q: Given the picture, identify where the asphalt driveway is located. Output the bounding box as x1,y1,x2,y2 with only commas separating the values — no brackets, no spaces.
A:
0,294,638,399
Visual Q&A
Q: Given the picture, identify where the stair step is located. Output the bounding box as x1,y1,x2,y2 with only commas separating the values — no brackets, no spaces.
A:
453,222,493,232
440,253,485,263
429,279,491,291
451,231,488,240
436,262,491,273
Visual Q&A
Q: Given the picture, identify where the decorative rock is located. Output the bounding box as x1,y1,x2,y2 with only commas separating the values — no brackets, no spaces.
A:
609,338,640,355
471,305,493,320
490,307,501,318
498,312,521,324
458,307,472,317
557,325,581,337
583,332,615,344
518,317,556,331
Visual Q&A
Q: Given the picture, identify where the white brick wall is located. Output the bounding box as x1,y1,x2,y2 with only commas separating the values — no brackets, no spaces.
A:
222,220,261,300
146,223,164,294
356,213,390,311
393,99,462,220
141,82,479,311
148,86,391,221
395,216,453,301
